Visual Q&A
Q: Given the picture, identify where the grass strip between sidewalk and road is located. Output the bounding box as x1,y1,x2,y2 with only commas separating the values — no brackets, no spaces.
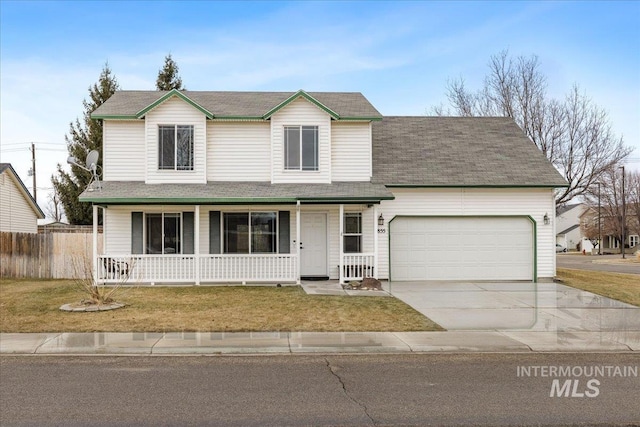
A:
0,279,443,333
557,268,640,307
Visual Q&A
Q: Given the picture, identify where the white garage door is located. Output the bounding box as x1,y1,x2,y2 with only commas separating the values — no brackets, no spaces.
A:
390,217,534,281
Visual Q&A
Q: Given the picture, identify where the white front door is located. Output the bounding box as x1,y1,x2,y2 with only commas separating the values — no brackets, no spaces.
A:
300,213,328,277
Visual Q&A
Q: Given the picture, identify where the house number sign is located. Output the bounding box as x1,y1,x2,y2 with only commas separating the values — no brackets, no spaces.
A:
378,228,386,233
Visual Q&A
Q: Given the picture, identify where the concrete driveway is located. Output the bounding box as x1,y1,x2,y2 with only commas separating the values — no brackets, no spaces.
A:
386,281,640,350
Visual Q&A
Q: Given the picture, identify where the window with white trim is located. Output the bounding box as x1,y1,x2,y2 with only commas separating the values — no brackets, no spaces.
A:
158,125,194,170
284,126,318,171
223,212,277,254
630,235,639,248
343,213,362,253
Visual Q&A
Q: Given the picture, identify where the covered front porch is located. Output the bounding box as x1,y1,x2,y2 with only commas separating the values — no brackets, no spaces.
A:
83,181,393,285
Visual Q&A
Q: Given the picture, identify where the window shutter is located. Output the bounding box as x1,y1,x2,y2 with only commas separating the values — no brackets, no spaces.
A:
209,211,221,254
182,212,194,254
278,211,290,254
131,212,143,254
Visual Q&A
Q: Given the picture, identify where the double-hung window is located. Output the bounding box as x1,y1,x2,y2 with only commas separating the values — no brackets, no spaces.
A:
224,212,277,253
343,213,362,253
630,235,639,248
159,125,194,170
284,126,318,171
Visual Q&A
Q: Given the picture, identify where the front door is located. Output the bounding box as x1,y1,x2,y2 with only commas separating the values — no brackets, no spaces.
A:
300,213,328,277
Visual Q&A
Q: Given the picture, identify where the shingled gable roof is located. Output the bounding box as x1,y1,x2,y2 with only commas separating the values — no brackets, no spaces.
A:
372,116,568,187
0,163,45,218
91,89,382,120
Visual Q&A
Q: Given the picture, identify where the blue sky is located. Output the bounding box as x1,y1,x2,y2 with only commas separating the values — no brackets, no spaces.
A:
1,0,639,213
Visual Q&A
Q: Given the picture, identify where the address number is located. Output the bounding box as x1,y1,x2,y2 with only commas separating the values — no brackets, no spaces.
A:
378,228,386,233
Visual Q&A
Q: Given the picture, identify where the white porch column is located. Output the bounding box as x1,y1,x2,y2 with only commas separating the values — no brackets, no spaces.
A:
296,201,301,285
92,204,98,285
195,205,200,285
339,203,344,284
373,204,379,279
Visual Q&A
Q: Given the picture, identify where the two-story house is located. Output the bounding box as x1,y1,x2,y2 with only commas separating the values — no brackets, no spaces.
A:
81,89,567,285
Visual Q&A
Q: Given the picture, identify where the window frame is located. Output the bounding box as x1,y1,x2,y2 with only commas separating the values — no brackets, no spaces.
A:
158,124,194,171
222,211,279,254
630,235,639,247
144,212,182,255
343,212,362,253
283,125,319,171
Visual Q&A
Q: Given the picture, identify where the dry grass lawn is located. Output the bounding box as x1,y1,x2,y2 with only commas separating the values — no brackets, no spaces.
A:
557,268,640,306
0,279,443,333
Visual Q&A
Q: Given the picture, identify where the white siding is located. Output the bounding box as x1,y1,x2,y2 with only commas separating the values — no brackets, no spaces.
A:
0,171,39,233
144,96,207,184
103,120,145,181
331,122,372,181
207,122,271,181
378,188,557,280
270,97,331,184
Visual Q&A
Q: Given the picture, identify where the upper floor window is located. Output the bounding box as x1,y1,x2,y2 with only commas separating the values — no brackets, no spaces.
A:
159,125,194,170
284,126,318,171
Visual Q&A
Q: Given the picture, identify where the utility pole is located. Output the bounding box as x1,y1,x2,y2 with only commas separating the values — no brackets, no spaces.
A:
620,165,626,259
30,142,37,202
597,182,601,255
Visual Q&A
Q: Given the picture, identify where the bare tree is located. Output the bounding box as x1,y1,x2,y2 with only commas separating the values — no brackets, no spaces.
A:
582,167,638,247
434,50,632,206
45,185,64,222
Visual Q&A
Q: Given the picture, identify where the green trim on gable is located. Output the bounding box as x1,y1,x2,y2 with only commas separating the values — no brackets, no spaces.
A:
135,89,214,119
263,90,340,120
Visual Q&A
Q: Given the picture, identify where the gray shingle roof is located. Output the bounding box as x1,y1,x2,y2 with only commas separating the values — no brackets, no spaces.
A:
372,117,568,187
92,90,382,120
79,181,393,204
557,224,581,235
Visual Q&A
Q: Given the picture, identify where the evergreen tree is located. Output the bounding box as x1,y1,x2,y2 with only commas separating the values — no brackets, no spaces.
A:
156,54,184,91
52,63,119,224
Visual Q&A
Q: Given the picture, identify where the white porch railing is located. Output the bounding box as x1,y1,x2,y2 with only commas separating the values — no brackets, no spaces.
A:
200,254,298,283
341,253,376,282
97,254,298,284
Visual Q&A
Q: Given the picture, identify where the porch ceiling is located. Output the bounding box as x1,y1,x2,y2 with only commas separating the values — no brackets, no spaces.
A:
79,181,394,205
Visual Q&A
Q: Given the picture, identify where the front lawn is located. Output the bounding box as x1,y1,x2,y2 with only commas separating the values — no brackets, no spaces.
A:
0,279,442,333
557,268,640,306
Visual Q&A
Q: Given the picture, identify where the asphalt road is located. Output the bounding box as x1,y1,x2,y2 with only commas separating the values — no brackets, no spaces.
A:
557,254,640,275
1,354,639,426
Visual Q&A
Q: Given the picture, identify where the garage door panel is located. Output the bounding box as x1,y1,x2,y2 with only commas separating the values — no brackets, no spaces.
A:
390,217,533,281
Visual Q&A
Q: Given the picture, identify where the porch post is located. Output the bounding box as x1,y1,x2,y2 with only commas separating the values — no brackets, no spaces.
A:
373,204,379,279
92,204,98,285
296,201,301,285
339,204,344,284
195,205,200,285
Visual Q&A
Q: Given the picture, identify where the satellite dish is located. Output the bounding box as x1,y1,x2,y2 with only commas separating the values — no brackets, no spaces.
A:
85,150,99,173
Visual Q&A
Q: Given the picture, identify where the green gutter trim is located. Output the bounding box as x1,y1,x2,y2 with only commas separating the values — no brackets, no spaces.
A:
263,90,340,120
136,90,214,119
388,215,538,283
337,117,383,121
211,116,266,121
80,195,394,204
385,184,569,188
91,114,140,120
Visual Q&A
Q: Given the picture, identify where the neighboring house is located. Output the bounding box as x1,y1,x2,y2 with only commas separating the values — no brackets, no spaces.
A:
81,89,567,285
555,203,592,252
580,207,640,253
0,163,44,233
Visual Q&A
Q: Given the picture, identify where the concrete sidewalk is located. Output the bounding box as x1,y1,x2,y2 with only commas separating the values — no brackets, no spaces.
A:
1,330,637,355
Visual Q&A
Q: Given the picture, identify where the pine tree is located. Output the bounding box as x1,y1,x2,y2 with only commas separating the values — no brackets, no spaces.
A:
52,63,119,224
156,54,184,91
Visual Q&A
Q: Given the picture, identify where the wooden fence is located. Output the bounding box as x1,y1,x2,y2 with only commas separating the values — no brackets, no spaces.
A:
0,231,103,279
